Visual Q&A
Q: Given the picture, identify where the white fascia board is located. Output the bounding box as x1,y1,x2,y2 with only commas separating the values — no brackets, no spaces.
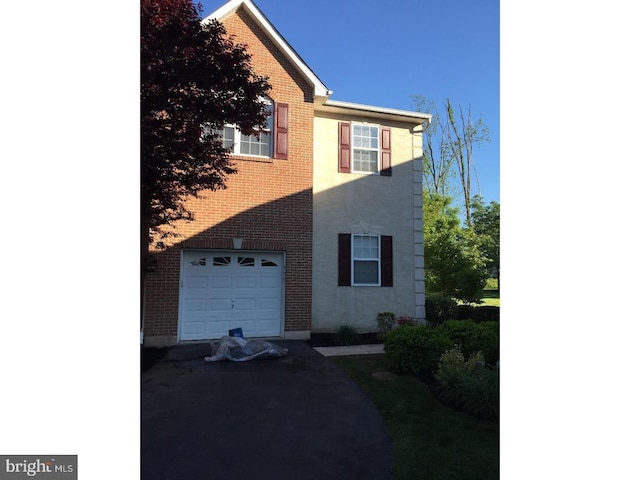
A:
318,99,432,125
204,0,332,99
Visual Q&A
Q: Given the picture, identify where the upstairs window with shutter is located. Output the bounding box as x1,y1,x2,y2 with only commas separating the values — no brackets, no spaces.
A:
208,98,289,160
338,122,391,175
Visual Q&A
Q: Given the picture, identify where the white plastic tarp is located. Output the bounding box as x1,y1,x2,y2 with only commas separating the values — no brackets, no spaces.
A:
205,336,288,362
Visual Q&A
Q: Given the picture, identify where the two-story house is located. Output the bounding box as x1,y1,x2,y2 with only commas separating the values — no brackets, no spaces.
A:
142,0,431,347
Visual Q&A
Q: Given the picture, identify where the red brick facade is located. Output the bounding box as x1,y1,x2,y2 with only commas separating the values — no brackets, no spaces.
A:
143,6,314,344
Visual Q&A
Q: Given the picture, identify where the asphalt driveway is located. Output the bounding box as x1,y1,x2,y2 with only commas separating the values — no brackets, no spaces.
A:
141,340,392,480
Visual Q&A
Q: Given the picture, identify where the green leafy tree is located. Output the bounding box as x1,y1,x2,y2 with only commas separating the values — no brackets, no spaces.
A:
141,0,272,251
470,195,500,288
423,193,488,303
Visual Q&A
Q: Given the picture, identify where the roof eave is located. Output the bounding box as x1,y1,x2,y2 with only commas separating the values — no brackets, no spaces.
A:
317,99,432,125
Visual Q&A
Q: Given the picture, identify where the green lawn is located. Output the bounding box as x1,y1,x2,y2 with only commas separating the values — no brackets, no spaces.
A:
456,289,500,307
332,355,498,480
480,289,500,307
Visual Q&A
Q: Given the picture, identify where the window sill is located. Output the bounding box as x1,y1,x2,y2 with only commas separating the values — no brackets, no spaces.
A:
231,154,274,164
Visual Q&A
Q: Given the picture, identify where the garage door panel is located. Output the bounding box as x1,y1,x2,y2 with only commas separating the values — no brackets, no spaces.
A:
235,276,257,289
236,298,257,310
253,320,278,335
259,297,280,310
258,276,280,288
182,299,207,311
183,276,207,289
211,276,233,289
181,320,206,335
208,321,232,338
209,298,232,311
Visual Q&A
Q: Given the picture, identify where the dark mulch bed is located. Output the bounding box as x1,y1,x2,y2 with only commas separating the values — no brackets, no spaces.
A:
141,347,169,372
306,332,383,347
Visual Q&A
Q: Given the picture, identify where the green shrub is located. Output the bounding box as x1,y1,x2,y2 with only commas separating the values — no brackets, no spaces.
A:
485,278,498,290
334,325,360,346
474,306,500,323
436,320,498,366
383,320,499,378
435,346,498,420
383,325,454,377
435,345,485,384
425,293,458,326
458,368,499,420
376,312,396,333
435,345,498,420
456,305,500,323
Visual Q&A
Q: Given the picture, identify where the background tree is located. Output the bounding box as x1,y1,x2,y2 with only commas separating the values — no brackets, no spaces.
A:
446,99,490,226
423,193,488,303
413,95,456,197
470,195,500,288
141,0,272,251
414,97,490,223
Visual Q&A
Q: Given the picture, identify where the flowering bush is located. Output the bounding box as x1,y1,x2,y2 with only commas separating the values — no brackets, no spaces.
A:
435,345,485,382
435,345,497,420
397,316,417,326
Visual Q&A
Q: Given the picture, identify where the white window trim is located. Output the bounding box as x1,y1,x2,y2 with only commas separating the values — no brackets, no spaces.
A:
351,234,381,286
223,124,272,158
351,123,380,175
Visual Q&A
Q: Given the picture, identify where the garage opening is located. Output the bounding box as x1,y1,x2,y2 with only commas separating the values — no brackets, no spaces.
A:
179,250,284,340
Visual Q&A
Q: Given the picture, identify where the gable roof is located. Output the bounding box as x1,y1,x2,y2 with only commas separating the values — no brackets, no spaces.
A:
204,0,332,100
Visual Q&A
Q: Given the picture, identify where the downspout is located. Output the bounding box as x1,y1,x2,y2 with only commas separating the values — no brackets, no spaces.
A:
141,279,146,345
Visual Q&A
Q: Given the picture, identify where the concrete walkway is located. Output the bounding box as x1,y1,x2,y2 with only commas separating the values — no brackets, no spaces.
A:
313,344,385,357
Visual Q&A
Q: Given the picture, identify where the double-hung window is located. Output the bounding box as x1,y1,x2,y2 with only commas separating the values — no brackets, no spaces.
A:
217,99,273,157
352,235,380,285
338,122,392,175
352,125,379,173
338,233,393,287
207,98,289,159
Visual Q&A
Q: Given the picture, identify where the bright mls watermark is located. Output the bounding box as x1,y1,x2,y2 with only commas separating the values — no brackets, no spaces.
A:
0,456,76,479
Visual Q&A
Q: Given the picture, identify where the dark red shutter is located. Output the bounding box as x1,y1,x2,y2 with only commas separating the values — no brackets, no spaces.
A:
274,102,288,159
338,233,351,286
380,127,392,176
339,122,351,173
381,235,393,286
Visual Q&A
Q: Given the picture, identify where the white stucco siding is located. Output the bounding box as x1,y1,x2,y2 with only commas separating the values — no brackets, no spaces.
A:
312,112,425,333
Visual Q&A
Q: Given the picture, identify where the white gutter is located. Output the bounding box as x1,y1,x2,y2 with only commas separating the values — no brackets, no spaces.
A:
318,99,432,126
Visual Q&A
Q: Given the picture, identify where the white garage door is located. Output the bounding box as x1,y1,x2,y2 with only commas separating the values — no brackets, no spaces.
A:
179,250,284,341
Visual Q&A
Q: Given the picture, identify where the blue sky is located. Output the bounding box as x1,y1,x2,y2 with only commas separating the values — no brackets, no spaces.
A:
200,0,500,206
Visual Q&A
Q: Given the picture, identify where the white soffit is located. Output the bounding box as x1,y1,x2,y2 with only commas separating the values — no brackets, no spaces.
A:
204,0,332,99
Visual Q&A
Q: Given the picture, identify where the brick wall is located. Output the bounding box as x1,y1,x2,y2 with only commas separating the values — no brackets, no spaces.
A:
143,6,314,341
